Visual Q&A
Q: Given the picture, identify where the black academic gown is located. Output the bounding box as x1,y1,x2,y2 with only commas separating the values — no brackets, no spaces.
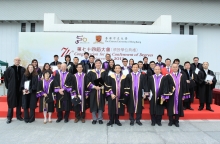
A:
54,71,73,111
72,73,90,112
182,69,196,103
197,69,217,103
126,73,148,114
69,64,78,75
83,63,95,73
86,69,107,112
166,73,189,117
190,63,203,72
50,61,61,66
20,74,38,109
156,62,166,68
148,75,167,115
36,79,55,112
143,63,150,70
105,74,127,116
4,65,25,108
102,61,109,70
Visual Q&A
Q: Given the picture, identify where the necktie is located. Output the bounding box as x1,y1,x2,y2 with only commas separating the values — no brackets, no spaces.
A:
167,68,169,73
97,70,99,74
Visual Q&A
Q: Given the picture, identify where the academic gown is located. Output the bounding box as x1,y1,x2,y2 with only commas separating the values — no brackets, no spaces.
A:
35,68,42,75
105,74,127,116
86,69,106,112
148,75,167,116
166,73,190,117
4,65,25,108
102,61,109,70
83,63,95,74
190,63,203,72
50,61,61,66
54,71,73,111
72,73,90,112
126,72,148,114
156,62,166,68
182,69,197,103
143,63,150,70
36,79,55,112
197,69,217,103
20,74,38,109
69,64,78,75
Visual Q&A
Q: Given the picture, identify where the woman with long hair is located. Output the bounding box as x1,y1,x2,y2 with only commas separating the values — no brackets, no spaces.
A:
31,59,41,75
21,64,38,123
129,59,134,68
36,70,55,124
39,63,52,80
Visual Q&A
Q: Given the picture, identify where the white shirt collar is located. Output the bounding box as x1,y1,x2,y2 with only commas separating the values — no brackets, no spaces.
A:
78,72,82,75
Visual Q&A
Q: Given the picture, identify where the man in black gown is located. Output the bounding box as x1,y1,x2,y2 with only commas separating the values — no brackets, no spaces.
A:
4,57,25,124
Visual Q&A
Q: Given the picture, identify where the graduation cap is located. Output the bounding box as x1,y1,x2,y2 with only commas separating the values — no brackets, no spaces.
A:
71,97,81,106
93,78,104,87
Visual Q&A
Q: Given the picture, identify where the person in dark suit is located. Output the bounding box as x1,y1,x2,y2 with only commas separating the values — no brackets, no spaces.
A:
156,55,166,68
83,55,96,73
143,57,150,70
190,57,203,99
50,55,61,66
64,55,73,69
69,57,79,75
80,52,89,66
147,61,156,77
190,57,203,72
173,58,184,71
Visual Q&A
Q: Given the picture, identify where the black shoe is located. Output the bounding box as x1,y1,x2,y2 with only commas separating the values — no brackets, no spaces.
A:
64,119,69,123
189,107,194,110
151,122,155,126
6,119,11,124
17,117,24,121
198,108,203,111
130,121,134,126
92,120,97,124
174,123,179,127
168,122,172,126
56,119,62,123
136,121,142,126
25,121,28,123
115,121,122,126
157,122,162,126
206,108,214,112
29,120,35,123
107,121,112,126
99,120,103,124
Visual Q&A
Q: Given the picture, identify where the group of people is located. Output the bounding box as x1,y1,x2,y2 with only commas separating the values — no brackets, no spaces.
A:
4,52,217,128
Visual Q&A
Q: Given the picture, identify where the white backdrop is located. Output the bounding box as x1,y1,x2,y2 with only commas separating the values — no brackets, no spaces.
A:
19,32,197,67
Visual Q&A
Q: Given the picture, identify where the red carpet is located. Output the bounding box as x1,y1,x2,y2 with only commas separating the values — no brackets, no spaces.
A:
0,96,220,120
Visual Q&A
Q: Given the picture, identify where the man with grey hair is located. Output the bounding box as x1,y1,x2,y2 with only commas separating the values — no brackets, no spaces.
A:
4,57,25,124
198,62,217,112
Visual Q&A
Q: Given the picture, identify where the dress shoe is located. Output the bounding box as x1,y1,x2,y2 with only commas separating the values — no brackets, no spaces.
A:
64,119,69,123
99,120,103,124
115,121,122,126
136,121,142,126
157,122,162,126
56,119,62,123
92,120,97,124
198,108,203,111
107,121,112,126
174,123,179,127
206,108,214,112
74,119,79,123
24,121,29,123
168,122,172,126
189,107,194,110
17,117,24,121
130,121,134,126
29,120,35,123
151,122,155,126
81,119,85,123
6,119,11,124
